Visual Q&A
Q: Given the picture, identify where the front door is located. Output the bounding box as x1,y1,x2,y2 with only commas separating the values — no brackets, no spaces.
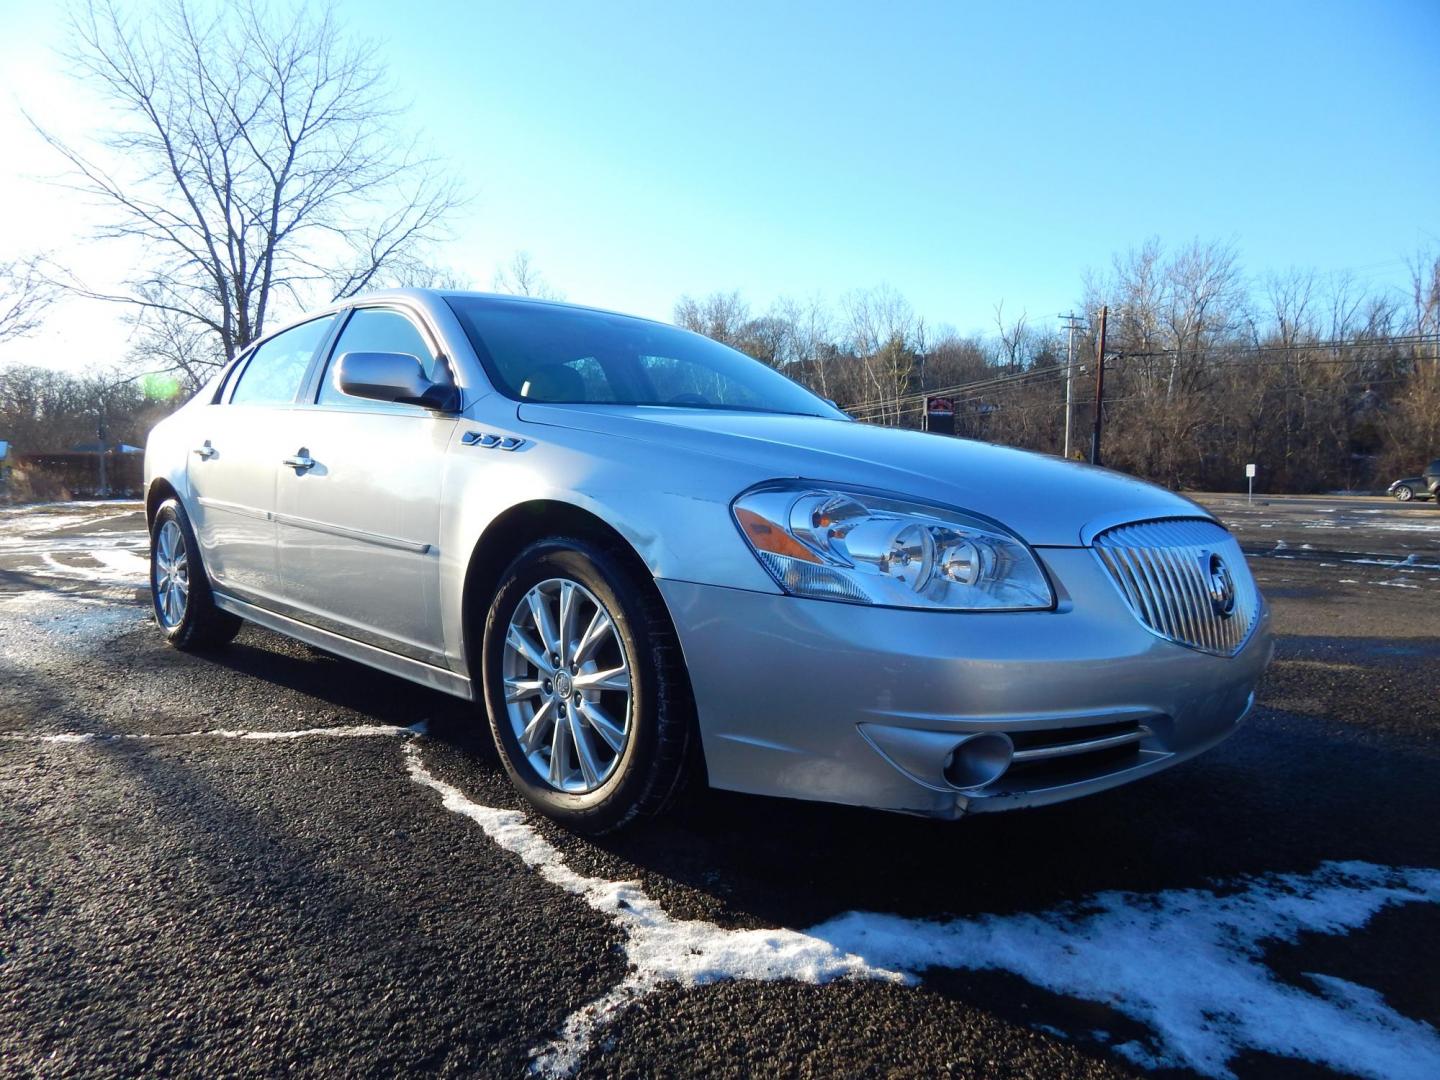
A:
273,306,453,664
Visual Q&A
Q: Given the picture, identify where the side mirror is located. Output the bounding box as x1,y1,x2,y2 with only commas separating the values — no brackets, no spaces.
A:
334,351,459,411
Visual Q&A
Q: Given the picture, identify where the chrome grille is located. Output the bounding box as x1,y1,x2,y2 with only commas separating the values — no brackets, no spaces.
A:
1091,518,1260,656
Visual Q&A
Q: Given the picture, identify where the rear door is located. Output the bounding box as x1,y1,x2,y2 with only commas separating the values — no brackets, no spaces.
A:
186,315,337,603
272,305,454,664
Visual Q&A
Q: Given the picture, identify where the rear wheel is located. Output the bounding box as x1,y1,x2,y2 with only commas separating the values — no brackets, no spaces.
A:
481,537,695,833
149,499,242,651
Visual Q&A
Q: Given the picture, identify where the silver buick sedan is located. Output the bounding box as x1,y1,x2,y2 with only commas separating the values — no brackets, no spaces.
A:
145,289,1272,832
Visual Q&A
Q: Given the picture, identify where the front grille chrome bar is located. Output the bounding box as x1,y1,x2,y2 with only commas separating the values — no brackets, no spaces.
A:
1009,725,1151,763
1092,518,1260,657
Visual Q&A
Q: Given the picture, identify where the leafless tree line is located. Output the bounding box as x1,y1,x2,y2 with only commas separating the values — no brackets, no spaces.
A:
0,363,171,455
675,240,1440,492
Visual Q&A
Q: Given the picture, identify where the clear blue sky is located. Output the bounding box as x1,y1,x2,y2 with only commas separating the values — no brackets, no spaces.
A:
356,0,1439,330
1,0,1438,362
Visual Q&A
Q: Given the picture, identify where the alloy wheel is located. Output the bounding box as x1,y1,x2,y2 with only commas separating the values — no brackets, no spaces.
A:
153,519,190,628
502,577,633,793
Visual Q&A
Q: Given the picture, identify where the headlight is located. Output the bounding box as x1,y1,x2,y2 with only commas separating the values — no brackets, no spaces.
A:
732,482,1053,611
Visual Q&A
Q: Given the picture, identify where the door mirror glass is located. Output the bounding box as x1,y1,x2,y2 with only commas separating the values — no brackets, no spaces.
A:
334,351,458,411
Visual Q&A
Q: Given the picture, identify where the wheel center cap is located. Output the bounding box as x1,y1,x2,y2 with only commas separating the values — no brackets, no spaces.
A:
553,671,573,698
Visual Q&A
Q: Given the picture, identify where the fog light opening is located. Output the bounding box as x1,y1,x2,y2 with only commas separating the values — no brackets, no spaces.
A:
943,732,1014,791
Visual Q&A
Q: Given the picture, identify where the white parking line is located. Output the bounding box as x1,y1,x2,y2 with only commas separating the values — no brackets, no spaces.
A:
0,723,425,744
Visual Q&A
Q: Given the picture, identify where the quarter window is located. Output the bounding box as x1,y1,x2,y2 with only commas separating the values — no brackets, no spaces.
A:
230,316,336,406
318,308,439,407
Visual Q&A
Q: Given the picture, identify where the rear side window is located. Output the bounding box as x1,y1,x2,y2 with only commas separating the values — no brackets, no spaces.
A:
230,316,336,406
318,308,439,407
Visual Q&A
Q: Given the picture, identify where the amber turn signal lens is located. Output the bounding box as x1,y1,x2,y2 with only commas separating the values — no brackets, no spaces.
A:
735,507,821,563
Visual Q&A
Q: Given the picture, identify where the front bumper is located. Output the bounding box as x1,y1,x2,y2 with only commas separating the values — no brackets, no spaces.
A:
658,547,1273,819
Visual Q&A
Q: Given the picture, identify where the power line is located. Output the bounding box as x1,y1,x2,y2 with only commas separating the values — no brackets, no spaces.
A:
838,332,1440,415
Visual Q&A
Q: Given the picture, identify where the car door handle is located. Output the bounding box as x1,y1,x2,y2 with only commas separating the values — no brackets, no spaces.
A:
193,441,217,460
282,450,315,472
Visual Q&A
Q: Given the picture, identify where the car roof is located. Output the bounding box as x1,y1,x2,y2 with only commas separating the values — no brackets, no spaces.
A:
353,288,670,328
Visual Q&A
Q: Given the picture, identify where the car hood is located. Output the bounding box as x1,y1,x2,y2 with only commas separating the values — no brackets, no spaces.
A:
516,403,1211,547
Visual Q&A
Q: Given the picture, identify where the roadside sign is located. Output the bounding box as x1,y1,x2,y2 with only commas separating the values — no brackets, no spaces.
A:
1245,462,1256,504
924,397,956,436
1245,463,1256,478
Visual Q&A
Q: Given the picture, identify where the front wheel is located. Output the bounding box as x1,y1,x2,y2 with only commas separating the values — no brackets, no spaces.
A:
1395,485,1414,501
481,537,696,834
150,499,242,651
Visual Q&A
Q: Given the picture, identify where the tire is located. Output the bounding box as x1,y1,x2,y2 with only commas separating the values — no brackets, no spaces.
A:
481,537,696,834
149,498,243,651
1395,486,1414,501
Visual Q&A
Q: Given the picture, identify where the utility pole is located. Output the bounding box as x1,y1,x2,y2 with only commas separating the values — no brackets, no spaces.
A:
1089,305,1108,466
1058,313,1083,459
96,420,108,498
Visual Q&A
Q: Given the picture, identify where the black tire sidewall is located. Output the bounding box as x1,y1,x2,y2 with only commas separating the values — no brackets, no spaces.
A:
482,539,668,830
150,498,235,649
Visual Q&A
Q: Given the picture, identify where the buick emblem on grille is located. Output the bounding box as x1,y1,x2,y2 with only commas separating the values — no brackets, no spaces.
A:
1204,552,1237,618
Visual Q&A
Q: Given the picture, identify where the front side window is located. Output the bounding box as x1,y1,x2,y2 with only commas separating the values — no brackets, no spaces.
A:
318,308,440,407
230,316,336,406
445,296,840,418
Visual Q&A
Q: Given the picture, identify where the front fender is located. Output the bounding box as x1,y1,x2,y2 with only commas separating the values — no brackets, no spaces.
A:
143,408,198,520
436,402,780,675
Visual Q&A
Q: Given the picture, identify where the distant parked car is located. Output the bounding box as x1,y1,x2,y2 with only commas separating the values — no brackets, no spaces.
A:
1388,477,1435,502
1425,459,1440,503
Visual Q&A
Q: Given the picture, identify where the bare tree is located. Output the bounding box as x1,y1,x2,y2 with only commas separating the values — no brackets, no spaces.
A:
33,0,463,366
491,251,561,299
0,256,60,343
771,294,835,394
125,308,225,390
674,290,752,347
1262,268,1317,347
992,301,1032,369
843,285,917,424
1409,246,1440,349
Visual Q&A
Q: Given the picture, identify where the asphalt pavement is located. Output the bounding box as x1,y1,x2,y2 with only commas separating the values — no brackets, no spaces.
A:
1,493,1437,1079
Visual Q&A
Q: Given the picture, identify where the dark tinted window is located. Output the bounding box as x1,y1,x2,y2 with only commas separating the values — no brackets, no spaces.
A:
319,308,439,407
230,316,335,406
445,296,840,417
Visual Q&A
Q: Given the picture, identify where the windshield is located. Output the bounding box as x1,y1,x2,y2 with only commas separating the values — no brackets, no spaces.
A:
445,296,843,418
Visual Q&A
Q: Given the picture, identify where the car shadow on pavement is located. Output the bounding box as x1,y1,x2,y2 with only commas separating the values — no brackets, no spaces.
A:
202,626,481,733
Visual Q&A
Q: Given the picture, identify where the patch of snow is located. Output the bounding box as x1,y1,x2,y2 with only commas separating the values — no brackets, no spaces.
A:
36,548,148,587
811,863,1440,1080
0,590,147,669
404,746,1440,1080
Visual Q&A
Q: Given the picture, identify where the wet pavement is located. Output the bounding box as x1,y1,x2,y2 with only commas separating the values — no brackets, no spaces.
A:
1,494,1437,1079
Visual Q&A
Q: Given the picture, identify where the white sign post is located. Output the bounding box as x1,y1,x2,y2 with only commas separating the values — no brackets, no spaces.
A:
1245,462,1257,504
